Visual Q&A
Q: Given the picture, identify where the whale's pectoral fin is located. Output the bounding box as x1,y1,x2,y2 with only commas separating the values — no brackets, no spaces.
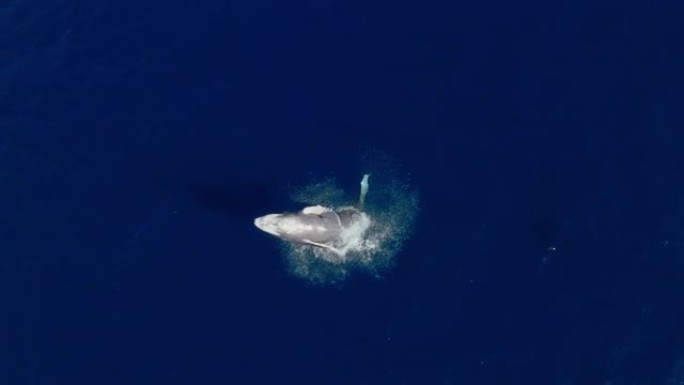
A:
356,174,370,211
302,239,346,257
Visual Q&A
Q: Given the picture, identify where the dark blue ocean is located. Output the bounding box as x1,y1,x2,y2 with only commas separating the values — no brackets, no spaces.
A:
2,0,683,384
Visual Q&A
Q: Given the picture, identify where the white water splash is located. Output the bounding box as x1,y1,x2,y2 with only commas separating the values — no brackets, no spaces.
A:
281,151,420,285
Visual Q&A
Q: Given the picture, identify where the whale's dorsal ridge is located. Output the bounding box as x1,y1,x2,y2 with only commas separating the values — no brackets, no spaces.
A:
301,205,331,215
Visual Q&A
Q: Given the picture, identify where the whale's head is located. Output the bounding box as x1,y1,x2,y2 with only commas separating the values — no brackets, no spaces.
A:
254,206,344,245
254,213,291,238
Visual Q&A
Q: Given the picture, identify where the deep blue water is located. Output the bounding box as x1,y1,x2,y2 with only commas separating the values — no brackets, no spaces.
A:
2,0,684,384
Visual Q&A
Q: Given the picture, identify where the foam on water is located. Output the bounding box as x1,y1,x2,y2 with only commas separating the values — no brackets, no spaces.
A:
282,151,420,285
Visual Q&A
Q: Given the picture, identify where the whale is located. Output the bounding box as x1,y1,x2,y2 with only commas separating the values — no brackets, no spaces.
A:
254,174,370,256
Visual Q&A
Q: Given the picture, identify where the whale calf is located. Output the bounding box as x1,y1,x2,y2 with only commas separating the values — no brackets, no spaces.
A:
254,175,371,256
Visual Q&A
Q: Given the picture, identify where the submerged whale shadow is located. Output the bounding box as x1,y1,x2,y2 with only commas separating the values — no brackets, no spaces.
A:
186,180,274,220
150,173,279,221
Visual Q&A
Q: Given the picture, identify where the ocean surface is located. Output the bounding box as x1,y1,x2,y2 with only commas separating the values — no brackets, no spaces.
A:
2,0,683,384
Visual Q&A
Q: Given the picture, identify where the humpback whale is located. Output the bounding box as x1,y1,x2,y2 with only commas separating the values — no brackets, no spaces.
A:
254,174,371,256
